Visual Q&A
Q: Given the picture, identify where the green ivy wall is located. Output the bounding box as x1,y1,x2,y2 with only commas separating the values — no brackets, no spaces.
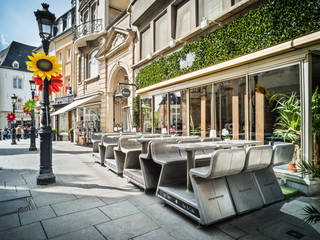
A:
136,0,320,89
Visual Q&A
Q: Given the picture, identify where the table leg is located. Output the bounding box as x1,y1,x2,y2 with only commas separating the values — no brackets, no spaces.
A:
186,150,195,191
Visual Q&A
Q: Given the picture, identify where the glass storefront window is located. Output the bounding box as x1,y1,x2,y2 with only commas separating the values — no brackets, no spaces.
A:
154,94,168,134
169,91,187,135
59,112,69,133
248,64,300,143
190,87,201,136
141,98,152,133
84,105,100,132
214,78,246,139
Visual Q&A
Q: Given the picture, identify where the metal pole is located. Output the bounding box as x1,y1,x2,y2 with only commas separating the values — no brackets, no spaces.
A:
37,39,55,185
11,103,17,145
29,90,37,151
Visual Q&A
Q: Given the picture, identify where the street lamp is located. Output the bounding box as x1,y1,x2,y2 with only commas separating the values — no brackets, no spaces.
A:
11,93,17,145
29,80,37,151
34,3,56,185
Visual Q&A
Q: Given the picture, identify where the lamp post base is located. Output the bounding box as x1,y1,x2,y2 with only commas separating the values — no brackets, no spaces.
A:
11,141,17,145
29,146,37,151
37,172,56,185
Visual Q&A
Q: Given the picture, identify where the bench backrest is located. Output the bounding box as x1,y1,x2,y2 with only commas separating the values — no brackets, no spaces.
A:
91,132,105,141
272,143,295,166
244,145,273,172
102,135,119,145
207,149,246,179
119,136,141,152
151,141,183,164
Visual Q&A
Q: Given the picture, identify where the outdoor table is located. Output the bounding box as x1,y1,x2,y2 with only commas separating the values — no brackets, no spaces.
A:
175,140,264,191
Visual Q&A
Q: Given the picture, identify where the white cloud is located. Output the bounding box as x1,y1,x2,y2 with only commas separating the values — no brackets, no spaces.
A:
0,34,9,47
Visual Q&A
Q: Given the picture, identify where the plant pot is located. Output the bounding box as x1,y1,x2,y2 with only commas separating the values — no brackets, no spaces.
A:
288,163,296,172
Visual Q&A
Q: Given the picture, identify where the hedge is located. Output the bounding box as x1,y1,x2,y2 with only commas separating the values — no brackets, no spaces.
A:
136,0,320,89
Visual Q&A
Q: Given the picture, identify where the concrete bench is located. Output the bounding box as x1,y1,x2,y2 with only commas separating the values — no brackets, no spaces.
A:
253,143,295,205
226,145,273,214
107,135,140,175
91,132,105,153
96,134,120,166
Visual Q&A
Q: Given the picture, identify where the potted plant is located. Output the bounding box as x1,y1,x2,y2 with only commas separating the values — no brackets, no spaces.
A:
51,128,56,141
69,128,74,142
270,93,301,171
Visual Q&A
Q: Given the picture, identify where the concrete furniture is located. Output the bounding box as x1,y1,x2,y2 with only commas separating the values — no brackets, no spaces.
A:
226,145,273,214
253,143,295,205
154,144,246,225
96,133,120,166
91,132,105,153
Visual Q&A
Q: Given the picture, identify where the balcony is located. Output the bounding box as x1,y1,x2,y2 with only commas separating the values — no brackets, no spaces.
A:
74,19,103,41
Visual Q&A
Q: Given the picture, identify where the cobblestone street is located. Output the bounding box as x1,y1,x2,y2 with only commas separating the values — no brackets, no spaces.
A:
0,139,318,240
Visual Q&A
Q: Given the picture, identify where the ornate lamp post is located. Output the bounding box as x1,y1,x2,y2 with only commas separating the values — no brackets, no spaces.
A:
11,93,17,145
34,3,56,185
29,80,37,151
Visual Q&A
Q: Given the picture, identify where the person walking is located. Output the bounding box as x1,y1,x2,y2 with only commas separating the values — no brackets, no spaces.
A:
2,128,7,140
16,125,22,141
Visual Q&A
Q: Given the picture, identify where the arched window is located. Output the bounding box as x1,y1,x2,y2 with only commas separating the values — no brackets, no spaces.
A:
12,61,19,69
88,49,99,78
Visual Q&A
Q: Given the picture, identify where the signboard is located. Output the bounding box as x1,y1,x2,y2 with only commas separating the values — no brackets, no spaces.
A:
121,88,131,98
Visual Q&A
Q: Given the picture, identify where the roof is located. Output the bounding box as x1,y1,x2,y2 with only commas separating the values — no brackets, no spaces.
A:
0,41,36,72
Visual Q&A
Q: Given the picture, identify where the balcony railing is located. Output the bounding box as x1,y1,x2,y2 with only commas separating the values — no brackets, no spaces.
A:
74,19,102,40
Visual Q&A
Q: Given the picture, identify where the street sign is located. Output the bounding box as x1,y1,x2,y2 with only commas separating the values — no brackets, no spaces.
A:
121,88,131,98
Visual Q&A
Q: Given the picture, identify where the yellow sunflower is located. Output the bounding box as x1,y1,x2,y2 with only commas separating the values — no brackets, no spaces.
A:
26,52,62,80
255,83,269,97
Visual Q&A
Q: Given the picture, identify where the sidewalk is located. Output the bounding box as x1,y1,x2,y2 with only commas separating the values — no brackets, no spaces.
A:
0,139,319,240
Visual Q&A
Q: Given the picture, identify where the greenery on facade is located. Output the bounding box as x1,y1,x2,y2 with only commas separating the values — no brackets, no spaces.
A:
133,96,140,128
136,0,320,89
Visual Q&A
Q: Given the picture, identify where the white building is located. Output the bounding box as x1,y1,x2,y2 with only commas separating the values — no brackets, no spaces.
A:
0,41,37,129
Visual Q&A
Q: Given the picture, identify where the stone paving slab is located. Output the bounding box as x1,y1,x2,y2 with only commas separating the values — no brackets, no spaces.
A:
0,213,20,231
42,208,110,239
0,189,30,202
32,191,78,208
51,196,105,216
216,222,247,239
96,212,159,240
0,222,46,240
0,198,31,216
51,226,105,240
99,200,140,220
19,205,56,225
133,228,177,240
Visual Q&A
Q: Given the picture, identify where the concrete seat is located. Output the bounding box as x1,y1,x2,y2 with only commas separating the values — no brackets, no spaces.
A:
96,134,120,166
188,148,246,225
109,136,141,175
253,143,295,205
227,145,273,214
91,132,105,153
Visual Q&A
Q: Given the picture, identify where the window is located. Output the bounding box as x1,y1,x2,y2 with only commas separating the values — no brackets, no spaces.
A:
67,48,71,62
13,78,22,89
140,27,151,60
12,61,19,69
155,12,168,51
88,49,99,78
91,3,97,21
175,1,191,39
59,53,62,64
78,56,82,83
154,94,168,134
169,91,187,135
67,13,72,28
231,0,242,6
198,0,222,22
59,19,63,33
141,98,152,133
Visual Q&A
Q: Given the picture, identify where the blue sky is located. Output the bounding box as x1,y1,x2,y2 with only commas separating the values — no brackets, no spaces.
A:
0,0,71,50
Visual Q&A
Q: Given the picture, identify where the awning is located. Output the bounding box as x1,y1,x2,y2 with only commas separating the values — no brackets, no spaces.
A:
51,95,100,116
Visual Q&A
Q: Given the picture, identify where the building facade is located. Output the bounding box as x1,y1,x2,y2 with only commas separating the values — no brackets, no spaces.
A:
0,41,37,129
132,0,320,169
71,0,134,144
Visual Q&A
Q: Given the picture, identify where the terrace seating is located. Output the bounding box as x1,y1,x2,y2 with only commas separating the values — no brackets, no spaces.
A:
108,135,141,175
226,145,273,214
91,132,105,153
188,149,246,225
253,143,295,205
138,138,178,190
97,133,120,166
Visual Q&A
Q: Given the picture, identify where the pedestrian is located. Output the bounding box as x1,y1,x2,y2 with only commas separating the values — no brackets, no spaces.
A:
7,129,11,139
0,129,2,140
2,128,7,140
16,125,22,141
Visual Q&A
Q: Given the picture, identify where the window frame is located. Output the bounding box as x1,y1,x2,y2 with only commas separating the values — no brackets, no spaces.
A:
154,11,169,52
88,49,99,78
140,26,152,60
174,0,192,39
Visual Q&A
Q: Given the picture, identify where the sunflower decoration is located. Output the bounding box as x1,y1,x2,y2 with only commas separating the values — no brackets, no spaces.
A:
26,52,62,80
255,83,269,97
24,99,36,112
7,112,16,122
33,74,63,95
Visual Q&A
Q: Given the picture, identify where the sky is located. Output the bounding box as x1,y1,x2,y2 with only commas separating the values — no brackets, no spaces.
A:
0,0,71,50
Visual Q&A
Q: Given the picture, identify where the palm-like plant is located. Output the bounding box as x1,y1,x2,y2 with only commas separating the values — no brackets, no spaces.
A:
303,205,320,224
